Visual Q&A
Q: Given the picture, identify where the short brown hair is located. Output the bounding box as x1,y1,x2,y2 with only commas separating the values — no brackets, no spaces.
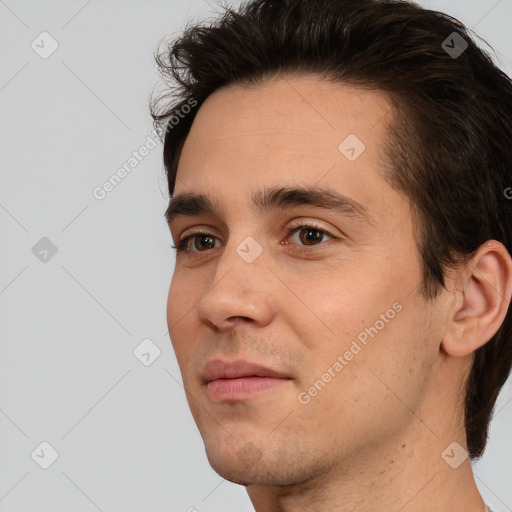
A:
151,0,512,459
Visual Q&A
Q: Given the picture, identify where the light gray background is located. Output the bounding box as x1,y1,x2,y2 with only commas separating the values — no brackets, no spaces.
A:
0,0,511,511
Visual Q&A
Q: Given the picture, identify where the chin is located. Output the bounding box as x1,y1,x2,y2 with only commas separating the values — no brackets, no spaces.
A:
204,442,320,487
204,441,265,484
208,459,289,487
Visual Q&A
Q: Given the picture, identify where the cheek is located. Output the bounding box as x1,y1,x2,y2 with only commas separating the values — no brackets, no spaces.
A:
166,275,199,366
291,256,430,396
287,258,401,344
166,279,179,331
166,270,201,329
166,280,180,344
295,303,435,452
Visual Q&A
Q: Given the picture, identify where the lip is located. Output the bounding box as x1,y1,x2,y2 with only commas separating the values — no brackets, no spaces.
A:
201,359,292,402
201,359,290,382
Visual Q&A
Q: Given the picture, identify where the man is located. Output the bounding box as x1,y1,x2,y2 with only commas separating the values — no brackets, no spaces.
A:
151,0,512,510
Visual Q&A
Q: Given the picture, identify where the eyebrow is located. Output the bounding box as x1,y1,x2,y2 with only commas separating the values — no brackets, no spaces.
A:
165,186,376,228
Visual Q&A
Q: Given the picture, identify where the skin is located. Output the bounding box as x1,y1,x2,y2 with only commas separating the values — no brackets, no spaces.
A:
166,75,512,511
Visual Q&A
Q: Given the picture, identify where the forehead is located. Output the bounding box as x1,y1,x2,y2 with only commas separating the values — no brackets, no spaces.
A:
173,75,397,221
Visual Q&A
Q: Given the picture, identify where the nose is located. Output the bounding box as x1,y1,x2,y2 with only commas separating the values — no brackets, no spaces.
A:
195,236,275,331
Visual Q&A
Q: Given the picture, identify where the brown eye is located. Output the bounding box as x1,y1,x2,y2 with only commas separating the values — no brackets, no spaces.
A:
287,224,335,247
192,234,217,251
297,227,327,246
173,233,220,253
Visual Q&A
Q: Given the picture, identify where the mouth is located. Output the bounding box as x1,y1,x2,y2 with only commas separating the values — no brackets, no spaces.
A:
206,376,291,401
201,359,292,402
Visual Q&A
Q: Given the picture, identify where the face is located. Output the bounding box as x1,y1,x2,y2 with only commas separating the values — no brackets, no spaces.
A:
166,75,444,486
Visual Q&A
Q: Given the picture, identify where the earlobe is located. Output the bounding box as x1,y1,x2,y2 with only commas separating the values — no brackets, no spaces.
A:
442,240,512,358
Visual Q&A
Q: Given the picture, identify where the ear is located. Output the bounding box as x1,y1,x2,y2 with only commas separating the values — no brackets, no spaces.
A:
442,240,512,357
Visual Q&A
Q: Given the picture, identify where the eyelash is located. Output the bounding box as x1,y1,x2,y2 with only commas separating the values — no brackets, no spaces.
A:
171,222,341,255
